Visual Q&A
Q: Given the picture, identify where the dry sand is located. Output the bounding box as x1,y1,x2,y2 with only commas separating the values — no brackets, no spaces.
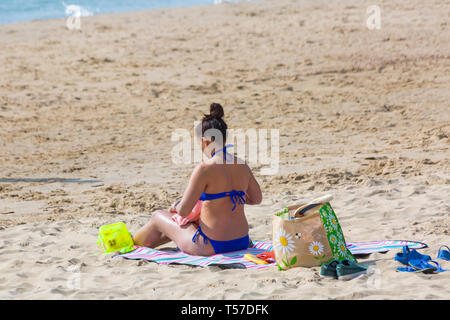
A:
0,0,449,299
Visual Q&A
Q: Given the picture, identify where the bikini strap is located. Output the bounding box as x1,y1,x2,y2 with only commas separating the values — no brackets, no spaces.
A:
211,144,234,161
199,190,246,211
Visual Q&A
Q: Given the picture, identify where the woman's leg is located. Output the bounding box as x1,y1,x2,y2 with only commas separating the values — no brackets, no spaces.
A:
133,211,174,247
133,210,215,256
152,234,172,248
133,214,164,247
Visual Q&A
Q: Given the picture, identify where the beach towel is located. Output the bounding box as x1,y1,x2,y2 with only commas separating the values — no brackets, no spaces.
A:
116,240,427,269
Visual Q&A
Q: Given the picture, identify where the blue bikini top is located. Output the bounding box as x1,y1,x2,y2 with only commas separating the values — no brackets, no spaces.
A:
199,190,246,211
200,145,246,211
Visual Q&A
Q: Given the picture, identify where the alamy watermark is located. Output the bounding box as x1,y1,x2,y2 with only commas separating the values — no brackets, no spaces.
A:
365,265,382,289
66,265,82,290
64,3,93,30
366,5,381,30
171,122,279,175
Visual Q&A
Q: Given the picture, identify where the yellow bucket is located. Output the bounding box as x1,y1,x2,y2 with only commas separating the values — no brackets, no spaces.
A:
97,222,134,254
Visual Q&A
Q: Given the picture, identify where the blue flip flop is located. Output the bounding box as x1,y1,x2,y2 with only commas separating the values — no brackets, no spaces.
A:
395,246,431,265
408,259,447,274
396,266,423,273
437,245,450,261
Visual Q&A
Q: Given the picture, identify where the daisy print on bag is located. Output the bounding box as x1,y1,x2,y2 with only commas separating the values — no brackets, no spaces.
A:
309,241,324,256
275,228,297,270
309,241,327,260
337,240,348,258
276,228,295,256
320,207,329,218
328,233,338,245
327,214,338,231
324,224,334,234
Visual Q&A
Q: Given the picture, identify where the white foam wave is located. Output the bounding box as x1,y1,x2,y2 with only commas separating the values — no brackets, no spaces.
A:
62,2,93,17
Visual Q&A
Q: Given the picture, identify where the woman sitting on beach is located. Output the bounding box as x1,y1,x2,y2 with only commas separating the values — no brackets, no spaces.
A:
133,103,262,256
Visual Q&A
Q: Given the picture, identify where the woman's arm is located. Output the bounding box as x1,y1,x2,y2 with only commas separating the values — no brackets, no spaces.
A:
245,164,262,205
175,163,208,217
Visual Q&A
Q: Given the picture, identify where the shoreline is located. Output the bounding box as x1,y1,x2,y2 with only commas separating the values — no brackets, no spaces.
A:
0,0,262,26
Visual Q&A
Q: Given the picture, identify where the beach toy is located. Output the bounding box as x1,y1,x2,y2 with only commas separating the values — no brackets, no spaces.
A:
244,254,268,265
97,222,134,254
256,250,276,263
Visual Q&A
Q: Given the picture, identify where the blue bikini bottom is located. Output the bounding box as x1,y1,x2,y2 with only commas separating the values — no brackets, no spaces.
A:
192,225,250,254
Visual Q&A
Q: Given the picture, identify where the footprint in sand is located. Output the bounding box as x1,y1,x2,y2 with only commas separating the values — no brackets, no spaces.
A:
9,282,34,296
50,286,77,296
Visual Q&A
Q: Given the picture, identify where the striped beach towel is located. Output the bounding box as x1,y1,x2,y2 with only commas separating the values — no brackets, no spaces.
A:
116,240,427,269
346,240,427,256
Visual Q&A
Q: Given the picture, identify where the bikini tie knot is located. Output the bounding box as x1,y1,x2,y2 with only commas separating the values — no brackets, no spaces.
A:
229,190,246,211
192,226,209,245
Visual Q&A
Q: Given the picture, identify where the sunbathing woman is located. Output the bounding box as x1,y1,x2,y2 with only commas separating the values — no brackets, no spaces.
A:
133,103,262,256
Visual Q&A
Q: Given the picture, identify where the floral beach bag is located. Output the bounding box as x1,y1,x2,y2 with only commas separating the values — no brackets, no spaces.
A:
272,195,356,270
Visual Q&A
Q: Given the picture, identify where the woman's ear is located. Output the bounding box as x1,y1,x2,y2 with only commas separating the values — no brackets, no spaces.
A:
202,138,213,157
201,138,208,151
202,139,214,154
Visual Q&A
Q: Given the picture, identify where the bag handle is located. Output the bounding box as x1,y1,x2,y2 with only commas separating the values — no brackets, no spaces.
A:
292,194,333,218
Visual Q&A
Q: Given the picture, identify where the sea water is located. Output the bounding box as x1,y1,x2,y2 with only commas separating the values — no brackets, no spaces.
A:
0,0,255,25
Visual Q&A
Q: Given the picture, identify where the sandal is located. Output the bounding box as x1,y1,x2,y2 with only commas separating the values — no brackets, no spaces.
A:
437,245,450,261
408,259,446,274
395,246,431,265
396,266,423,273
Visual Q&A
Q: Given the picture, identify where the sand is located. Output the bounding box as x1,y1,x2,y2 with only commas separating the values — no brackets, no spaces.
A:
0,0,449,299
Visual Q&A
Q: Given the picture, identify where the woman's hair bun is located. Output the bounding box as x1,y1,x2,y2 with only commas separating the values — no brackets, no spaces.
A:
201,103,227,140
209,103,224,119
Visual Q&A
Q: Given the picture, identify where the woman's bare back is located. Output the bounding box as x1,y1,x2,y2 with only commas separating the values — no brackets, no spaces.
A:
199,157,251,240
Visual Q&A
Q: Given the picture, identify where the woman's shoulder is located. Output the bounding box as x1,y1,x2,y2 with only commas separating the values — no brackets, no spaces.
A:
194,161,211,173
229,156,252,171
211,155,250,169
